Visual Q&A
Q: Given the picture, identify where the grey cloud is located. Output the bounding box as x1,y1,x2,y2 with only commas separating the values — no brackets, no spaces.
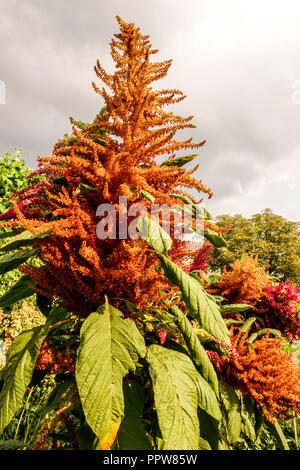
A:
0,0,299,219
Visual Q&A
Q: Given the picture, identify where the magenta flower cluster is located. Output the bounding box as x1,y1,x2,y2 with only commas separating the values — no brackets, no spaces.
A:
261,281,300,342
0,165,53,221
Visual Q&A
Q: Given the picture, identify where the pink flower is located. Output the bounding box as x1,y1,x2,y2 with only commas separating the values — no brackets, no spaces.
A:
158,329,167,345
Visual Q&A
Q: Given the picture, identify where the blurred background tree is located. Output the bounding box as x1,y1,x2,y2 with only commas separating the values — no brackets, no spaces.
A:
211,209,300,284
0,150,30,213
0,150,32,295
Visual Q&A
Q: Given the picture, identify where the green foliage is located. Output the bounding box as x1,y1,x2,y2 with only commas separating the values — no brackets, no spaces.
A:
0,230,51,253
0,275,36,308
0,151,32,296
156,252,230,344
203,229,227,248
170,305,219,396
219,381,242,444
0,323,50,433
211,209,300,284
75,300,146,449
136,216,172,255
0,152,297,451
0,150,30,213
116,380,152,450
161,153,199,167
147,344,220,450
0,375,57,447
0,248,38,275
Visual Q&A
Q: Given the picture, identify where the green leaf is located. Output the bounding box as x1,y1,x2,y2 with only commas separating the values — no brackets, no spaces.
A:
203,229,227,248
221,304,254,316
0,229,51,252
117,380,152,450
254,403,265,438
138,189,155,203
248,328,282,343
161,154,199,167
0,323,50,433
169,305,219,397
76,301,146,449
219,381,241,444
174,202,213,221
241,412,256,442
0,439,28,450
266,419,289,450
239,317,257,333
46,306,70,325
198,410,219,450
0,248,38,275
0,275,36,308
0,230,23,240
130,187,155,203
156,253,230,344
38,379,74,418
225,319,244,327
147,344,221,450
74,183,97,195
136,216,172,255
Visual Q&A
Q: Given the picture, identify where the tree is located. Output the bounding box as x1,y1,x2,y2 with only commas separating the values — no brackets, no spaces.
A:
211,209,300,284
0,151,31,296
0,150,30,214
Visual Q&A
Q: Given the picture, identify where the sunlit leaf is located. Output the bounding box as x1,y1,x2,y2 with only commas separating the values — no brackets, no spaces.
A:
76,301,146,449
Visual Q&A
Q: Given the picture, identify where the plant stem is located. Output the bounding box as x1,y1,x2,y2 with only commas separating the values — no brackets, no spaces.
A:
14,387,34,440
293,412,298,449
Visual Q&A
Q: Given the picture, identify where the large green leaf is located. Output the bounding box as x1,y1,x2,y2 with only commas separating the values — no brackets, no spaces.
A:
198,409,220,450
219,381,241,444
0,275,36,308
136,216,172,255
0,439,28,450
170,305,219,397
76,301,146,450
266,419,289,450
0,230,23,241
0,229,51,252
117,380,152,450
156,253,230,344
161,154,199,167
0,248,38,275
0,323,49,433
203,229,227,248
147,344,221,450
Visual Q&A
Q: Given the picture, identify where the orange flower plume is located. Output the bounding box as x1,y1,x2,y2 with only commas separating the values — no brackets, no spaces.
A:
208,255,271,304
211,331,300,422
2,17,213,315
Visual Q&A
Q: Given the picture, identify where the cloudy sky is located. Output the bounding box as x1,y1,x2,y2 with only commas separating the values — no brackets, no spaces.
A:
1,0,300,220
